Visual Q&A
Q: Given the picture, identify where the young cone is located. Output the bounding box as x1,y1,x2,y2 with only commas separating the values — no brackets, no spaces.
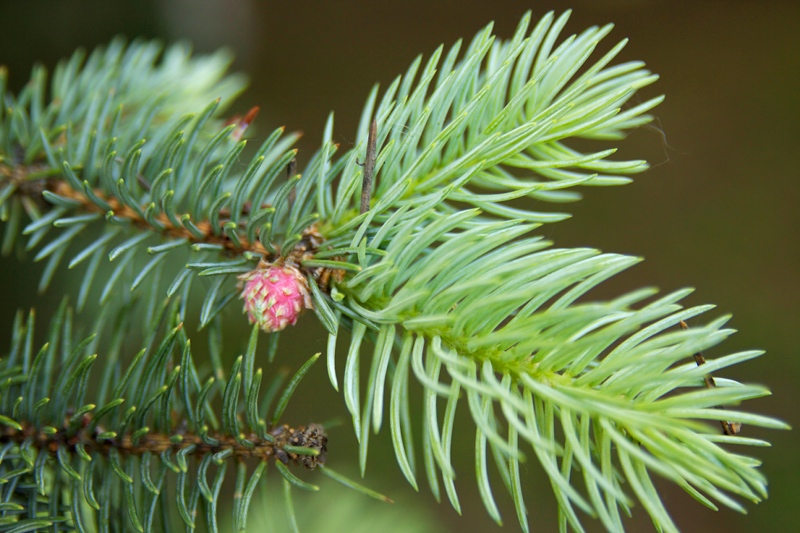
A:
240,264,313,332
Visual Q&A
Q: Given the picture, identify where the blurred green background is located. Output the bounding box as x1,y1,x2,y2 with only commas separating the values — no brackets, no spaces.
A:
1,1,797,531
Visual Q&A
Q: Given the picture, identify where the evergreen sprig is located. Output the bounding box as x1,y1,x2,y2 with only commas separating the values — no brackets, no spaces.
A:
0,300,328,532
0,9,787,532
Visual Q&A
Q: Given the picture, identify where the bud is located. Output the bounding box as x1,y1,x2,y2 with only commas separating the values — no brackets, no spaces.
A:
239,264,312,333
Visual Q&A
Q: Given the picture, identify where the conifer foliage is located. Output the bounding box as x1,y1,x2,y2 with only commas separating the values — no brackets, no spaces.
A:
0,10,787,532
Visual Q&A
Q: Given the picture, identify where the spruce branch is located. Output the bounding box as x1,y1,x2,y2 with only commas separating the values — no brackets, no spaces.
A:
0,302,351,531
0,9,788,533
315,11,786,533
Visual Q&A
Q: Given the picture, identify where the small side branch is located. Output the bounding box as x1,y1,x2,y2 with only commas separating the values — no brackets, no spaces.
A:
360,120,377,214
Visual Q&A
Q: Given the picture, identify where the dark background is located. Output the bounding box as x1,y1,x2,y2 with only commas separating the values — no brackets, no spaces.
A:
1,1,798,531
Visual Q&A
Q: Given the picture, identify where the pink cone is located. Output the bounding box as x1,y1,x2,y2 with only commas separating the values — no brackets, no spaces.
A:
240,265,312,333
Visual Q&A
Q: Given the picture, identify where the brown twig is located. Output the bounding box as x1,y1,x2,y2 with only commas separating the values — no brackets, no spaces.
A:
359,119,377,214
3,158,354,284
47,178,272,256
0,419,327,470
